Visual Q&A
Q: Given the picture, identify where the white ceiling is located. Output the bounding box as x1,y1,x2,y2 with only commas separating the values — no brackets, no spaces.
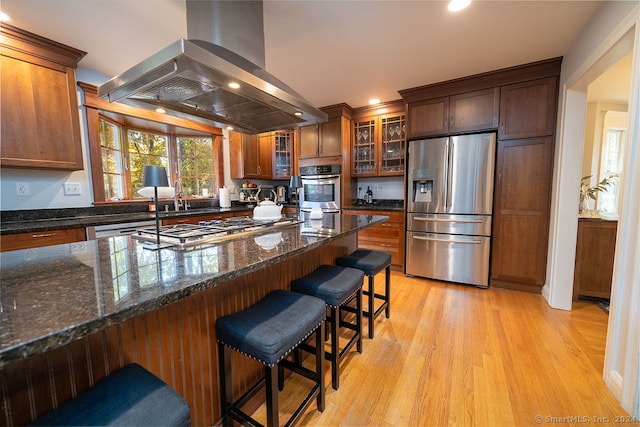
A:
1,0,608,109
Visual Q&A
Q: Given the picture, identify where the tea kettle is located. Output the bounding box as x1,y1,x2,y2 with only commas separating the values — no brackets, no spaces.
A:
253,188,283,221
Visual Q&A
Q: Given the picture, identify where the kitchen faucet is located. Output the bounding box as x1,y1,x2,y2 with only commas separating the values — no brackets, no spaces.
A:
174,179,183,211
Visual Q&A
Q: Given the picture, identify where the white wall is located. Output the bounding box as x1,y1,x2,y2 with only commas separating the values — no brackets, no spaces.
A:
0,68,110,211
546,0,640,417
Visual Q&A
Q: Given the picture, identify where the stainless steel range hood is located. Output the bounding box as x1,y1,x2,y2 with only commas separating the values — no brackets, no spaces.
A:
97,1,327,134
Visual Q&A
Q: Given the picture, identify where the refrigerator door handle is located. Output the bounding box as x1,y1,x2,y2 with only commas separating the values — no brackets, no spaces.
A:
413,217,483,223
446,139,454,211
412,235,483,245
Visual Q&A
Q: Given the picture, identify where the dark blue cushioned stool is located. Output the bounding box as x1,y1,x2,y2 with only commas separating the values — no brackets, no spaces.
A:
29,363,190,426
336,249,391,339
291,265,364,390
216,289,326,427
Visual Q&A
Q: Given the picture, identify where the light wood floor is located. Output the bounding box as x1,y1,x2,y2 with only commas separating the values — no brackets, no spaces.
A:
249,272,636,426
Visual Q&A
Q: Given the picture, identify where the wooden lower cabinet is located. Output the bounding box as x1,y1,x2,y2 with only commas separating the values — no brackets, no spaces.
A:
573,219,617,300
1,228,86,252
490,137,554,291
347,209,404,269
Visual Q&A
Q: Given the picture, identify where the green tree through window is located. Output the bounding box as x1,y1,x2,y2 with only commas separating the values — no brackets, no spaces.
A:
177,137,214,197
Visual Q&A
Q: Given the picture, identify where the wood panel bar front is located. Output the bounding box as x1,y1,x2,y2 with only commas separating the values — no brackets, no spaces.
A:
0,234,356,426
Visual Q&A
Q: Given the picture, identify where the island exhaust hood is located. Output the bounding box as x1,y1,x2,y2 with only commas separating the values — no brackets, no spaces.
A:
98,1,327,134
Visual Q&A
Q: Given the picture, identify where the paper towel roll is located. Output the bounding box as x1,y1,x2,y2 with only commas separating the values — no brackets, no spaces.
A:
219,187,231,208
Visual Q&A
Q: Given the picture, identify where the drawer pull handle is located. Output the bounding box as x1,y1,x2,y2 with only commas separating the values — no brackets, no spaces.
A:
414,217,483,223
32,233,56,238
413,235,481,245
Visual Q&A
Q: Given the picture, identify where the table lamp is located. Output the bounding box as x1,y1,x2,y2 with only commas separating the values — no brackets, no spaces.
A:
141,165,172,250
289,175,302,216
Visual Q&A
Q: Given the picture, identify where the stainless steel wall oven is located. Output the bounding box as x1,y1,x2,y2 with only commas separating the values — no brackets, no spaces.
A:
299,164,341,212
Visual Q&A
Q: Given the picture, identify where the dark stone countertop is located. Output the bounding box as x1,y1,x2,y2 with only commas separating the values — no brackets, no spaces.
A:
0,205,255,235
343,199,404,211
0,213,387,367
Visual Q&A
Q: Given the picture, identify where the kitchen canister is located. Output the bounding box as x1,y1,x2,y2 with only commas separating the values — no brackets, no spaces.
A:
219,187,231,208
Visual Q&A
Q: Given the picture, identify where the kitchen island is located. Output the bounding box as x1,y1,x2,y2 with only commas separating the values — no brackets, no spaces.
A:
0,213,387,426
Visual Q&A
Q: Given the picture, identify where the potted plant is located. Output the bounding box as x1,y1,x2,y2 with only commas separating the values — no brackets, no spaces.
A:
579,174,617,214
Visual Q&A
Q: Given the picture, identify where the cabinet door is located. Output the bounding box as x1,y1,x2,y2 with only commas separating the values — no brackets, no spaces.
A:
353,118,376,176
272,130,293,179
257,133,272,179
406,97,448,139
491,137,554,289
379,113,406,176
1,55,83,170
573,220,617,299
241,134,261,178
499,77,557,140
449,88,499,134
319,119,342,157
298,125,319,159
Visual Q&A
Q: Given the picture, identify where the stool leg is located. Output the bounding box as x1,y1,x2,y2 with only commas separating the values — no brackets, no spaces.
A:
367,274,375,338
330,306,339,390
385,265,391,318
316,322,325,412
356,287,363,353
265,365,279,427
218,342,232,426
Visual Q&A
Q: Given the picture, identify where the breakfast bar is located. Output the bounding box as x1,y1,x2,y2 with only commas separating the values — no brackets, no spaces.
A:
0,213,387,426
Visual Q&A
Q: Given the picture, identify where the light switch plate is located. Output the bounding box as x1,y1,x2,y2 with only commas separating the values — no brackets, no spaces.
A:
64,182,81,195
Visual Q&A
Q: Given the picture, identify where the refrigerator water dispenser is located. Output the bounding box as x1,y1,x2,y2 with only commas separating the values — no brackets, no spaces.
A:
414,180,433,203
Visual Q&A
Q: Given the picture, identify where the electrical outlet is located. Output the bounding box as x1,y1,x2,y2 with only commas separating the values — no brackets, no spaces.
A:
64,182,81,195
16,182,31,196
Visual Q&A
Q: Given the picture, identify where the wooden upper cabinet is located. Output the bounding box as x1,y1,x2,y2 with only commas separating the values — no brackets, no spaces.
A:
0,24,86,170
298,125,320,159
407,97,449,138
406,88,499,139
319,119,342,157
499,77,558,140
449,88,499,133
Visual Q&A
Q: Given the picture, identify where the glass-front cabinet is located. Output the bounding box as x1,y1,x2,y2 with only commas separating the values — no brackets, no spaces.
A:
380,114,406,174
273,130,293,179
353,118,376,175
352,102,405,177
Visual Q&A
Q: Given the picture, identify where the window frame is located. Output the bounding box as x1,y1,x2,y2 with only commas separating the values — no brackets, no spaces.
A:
80,82,224,204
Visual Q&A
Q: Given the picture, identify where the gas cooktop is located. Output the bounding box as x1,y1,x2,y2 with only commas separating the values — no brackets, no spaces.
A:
133,216,302,250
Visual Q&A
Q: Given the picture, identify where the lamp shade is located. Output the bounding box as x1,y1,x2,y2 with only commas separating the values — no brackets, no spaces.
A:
289,175,302,189
142,165,169,187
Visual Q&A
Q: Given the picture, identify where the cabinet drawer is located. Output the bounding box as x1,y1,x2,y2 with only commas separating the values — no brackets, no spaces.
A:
357,238,402,266
346,210,403,224
358,221,402,240
1,228,86,252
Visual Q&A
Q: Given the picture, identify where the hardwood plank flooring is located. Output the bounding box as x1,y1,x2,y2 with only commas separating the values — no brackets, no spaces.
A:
245,272,636,426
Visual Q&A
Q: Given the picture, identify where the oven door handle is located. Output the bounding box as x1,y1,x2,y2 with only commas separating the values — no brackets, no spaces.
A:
301,174,341,180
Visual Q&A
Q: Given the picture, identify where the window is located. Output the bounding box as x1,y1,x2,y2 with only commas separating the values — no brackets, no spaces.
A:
99,119,125,200
177,137,215,197
127,129,169,197
597,111,627,215
96,117,217,201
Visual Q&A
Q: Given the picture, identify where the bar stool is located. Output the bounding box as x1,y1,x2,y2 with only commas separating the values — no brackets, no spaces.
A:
216,290,326,427
336,249,391,339
29,363,190,426
291,265,364,390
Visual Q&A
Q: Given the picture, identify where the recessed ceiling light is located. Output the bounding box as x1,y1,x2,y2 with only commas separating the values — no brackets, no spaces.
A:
294,111,303,116
369,98,381,105
226,126,234,131
155,107,166,114
448,0,471,12
0,11,10,21
228,82,240,89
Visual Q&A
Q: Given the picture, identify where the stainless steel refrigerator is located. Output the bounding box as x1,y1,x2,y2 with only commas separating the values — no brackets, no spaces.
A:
405,132,496,287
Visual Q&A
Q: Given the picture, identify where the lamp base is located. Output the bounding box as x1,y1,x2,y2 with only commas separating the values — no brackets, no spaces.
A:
142,242,175,251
